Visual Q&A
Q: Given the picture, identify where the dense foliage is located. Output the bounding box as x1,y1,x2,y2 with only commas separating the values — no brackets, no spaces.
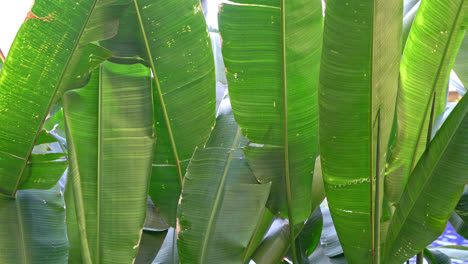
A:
1,0,468,263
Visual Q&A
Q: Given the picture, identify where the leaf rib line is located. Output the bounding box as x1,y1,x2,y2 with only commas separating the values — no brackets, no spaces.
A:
280,1,297,263
12,0,100,197
199,128,242,263
133,0,184,186
408,0,465,174
385,97,468,261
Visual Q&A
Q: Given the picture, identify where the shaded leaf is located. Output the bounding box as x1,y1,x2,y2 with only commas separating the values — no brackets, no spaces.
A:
63,62,154,263
177,98,271,264
0,185,68,263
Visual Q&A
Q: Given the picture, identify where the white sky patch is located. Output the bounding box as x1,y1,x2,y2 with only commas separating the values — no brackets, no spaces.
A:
0,1,34,56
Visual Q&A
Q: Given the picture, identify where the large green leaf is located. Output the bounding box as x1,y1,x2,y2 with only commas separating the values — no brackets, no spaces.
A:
130,0,216,227
318,0,401,263
218,3,323,260
0,0,125,197
384,92,468,263
385,0,468,203
177,98,271,264
63,62,154,264
0,184,68,263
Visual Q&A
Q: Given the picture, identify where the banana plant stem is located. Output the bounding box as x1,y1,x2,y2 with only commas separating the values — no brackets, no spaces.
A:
416,251,423,264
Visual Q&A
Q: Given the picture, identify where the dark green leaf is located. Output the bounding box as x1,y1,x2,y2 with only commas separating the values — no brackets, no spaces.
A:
135,230,168,264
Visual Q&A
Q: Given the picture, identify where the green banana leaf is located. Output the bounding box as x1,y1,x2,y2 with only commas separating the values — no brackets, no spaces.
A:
0,0,125,197
250,157,325,264
153,228,179,264
308,244,347,264
318,0,401,263
386,0,468,203
424,249,452,264
218,4,323,260
135,198,169,263
0,184,68,263
251,217,302,264
144,197,169,232
320,205,344,258
243,208,275,263
177,97,271,264
16,132,67,190
449,186,468,239
135,230,168,264
63,62,154,264
286,209,323,263
454,33,468,86
130,0,216,226
429,246,468,261
384,91,468,263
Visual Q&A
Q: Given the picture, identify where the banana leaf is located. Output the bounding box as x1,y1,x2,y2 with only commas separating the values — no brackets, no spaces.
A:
424,249,452,264
386,0,468,203
449,186,468,239
125,0,216,227
135,230,168,264
218,2,322,260
384,90,468,263
63,62,154,264
177,97,271,264
0,184,68,263
153,228,179,264
429,246,468,261
318,0,401,263
0,0,125,197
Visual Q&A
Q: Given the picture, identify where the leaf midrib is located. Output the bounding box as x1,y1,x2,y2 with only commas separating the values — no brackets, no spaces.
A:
133,0,184,186
408,0,466,174
385,97,468,262
199,128,241,262
280,1,297,263
11,0,100,197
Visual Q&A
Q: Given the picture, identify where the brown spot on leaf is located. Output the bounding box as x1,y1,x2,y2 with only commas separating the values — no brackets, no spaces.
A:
24,11,55,22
